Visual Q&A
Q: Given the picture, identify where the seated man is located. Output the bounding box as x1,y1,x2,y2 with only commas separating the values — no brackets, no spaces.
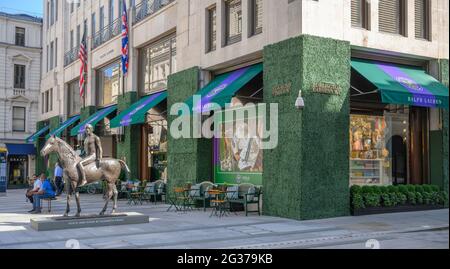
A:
25,174,40,211
30,173,56,214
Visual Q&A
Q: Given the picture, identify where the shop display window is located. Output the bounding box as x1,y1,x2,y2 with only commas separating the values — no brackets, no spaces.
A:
350,110,409,186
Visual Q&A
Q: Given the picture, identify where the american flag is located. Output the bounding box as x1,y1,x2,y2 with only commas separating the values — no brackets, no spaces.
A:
121,0,129,76
78,31,87,98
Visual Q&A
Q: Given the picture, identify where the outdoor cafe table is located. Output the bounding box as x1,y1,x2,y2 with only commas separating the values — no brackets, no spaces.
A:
208,189,229,217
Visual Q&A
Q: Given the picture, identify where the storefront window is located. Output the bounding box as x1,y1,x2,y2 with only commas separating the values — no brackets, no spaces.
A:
350,107,409,186
68,80,81,116
140,35,176,95
98,62,121,106
147,120,168,181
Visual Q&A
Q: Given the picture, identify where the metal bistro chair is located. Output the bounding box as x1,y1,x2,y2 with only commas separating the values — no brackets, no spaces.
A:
127,181,143,205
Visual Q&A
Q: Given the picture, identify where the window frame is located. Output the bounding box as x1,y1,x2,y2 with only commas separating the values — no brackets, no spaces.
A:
224,0,243,46
14,64,26,89
250,0,263,36
15,27,26,46
351,0,370,30
97,61,122,107
139,34,177,95
414,0,431,41
206,5,217,53
12,106,26,132
67,79,82,117
378,0,407,36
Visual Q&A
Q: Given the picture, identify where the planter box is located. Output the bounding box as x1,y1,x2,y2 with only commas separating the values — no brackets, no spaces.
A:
352,204,445,216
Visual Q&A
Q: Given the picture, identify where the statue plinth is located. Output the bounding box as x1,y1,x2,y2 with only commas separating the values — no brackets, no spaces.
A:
30,212,149,231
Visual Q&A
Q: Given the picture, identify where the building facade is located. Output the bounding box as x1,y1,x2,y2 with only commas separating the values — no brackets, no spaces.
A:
37,0,448,220
0,12,42,188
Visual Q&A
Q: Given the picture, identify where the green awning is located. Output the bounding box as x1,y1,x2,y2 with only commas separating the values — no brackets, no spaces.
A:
351,59,448,108
184,63,263,113
25,125,50,143
46,115,81,139
110,91,167,128
70,105,117,136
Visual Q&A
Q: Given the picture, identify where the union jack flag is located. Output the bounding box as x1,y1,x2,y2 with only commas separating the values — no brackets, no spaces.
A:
121,0,129,76
78,31,87,98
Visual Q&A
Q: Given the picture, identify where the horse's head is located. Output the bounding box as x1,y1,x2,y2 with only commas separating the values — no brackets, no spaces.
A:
40,135,58,157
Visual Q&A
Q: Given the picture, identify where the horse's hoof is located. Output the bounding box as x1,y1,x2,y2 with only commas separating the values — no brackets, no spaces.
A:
99,212,105,216
63,213,68,217
111,210,116,215
75,213,81,217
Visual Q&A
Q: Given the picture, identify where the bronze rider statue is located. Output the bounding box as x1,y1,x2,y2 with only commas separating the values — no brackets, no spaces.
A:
77,124,102,187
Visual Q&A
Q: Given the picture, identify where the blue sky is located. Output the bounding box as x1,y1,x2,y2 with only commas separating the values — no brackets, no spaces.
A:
0,0,43,17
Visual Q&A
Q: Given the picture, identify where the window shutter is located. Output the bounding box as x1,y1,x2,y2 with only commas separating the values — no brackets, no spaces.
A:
415,0,428,39
351,0,362,27
379,0,402,34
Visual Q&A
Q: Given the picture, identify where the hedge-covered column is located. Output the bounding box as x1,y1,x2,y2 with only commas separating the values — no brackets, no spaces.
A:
439,59,449,206
47,115,61,178
80,106,97,121
263,35,351,220
116,92,140,180
34,120,47,175
167,67,213,193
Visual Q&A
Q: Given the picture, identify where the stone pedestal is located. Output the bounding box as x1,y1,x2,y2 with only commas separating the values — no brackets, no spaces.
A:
30,212,149,231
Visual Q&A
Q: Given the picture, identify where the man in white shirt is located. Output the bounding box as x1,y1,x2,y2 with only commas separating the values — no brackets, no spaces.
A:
26,174,41,212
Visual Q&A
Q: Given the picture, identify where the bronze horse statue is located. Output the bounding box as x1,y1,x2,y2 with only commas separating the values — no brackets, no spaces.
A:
41,136,130,217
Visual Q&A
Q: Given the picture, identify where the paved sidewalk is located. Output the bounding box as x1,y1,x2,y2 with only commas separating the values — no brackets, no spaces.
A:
0,189,448,249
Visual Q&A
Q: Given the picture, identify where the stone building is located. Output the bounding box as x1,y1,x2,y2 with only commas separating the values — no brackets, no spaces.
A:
35,0,448,220
0,12,42,188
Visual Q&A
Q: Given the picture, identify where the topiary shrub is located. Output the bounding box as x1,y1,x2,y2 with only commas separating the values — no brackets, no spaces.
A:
406,184,416,192
422,192,433,205
352,193,365,210
381,193,394,207
422,185,433,193
415,185,424,194
398,185,408,194
387,185,398,193
378,186,388,194
370,186,381,194
416,192,424,204
350,185,362,195
407,192,417,205
430,185,440,192
364,193,381,207
396,192,407,205
361,185,372,194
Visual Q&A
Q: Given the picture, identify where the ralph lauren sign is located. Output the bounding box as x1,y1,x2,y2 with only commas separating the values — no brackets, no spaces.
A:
272,83,292,96
312,83,341,95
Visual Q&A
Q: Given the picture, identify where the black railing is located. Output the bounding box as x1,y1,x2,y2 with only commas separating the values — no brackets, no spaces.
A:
64,46,80,66
92,17,121,49
133,0,175,25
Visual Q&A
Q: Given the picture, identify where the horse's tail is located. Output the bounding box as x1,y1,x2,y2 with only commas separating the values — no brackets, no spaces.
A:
119,160,131,180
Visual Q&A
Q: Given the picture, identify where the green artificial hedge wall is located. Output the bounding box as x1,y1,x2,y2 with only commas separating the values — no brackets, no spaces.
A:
167,67,213,193
439,59,449,206
34,120,47,175
263,35,351,220
116,92,140,180
46,115,62,178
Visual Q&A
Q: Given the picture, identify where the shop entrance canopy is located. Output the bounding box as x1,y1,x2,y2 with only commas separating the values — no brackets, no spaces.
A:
351,59,449,108
5,143,36,155
184,63,263,113
46,115,81,139
70,105,117,136
25,125,50,143
110,91,167,128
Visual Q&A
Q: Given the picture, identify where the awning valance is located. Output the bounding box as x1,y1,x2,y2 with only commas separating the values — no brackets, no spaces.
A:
184,63,263,113
351,59,449,108
46,115,81,139
70,105,117,136
25,125,50,143
110,91,167,128
5,143,36,155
